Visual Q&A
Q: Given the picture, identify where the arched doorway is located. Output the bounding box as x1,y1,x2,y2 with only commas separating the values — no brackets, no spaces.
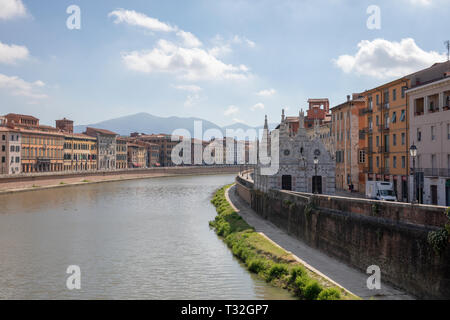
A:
282,175,292,191
312,176,322,194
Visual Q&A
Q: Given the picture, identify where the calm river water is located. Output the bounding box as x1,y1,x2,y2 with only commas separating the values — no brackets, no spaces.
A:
0,174,294,300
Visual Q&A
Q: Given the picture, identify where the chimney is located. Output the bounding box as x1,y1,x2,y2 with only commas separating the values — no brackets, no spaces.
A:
347,95,350,102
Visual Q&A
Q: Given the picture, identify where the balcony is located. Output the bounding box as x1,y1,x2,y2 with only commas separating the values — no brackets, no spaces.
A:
377,125,390,132
416,168,450,177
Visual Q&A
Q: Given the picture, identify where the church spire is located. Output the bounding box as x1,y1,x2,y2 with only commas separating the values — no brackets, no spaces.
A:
264,115,268,130
281,109,285,122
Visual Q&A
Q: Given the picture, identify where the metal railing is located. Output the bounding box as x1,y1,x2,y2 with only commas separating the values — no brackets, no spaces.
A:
416,168,450,177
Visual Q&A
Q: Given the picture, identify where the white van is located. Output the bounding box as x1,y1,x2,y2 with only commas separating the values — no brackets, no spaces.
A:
365,181,397,201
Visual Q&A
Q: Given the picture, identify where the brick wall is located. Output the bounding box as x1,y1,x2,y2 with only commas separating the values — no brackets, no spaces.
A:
235,176,450,299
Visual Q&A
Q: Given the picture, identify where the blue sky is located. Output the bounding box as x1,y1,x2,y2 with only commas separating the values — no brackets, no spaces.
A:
0,0,449,127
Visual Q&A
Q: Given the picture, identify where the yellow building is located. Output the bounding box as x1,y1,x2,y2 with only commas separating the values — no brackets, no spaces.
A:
116,137,128,169
63,133,97,171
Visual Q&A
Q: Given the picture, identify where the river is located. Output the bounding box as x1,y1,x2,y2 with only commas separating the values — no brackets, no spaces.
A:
0,174,294,300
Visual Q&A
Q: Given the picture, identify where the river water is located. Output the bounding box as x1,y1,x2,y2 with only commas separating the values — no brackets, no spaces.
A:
0,174,294,300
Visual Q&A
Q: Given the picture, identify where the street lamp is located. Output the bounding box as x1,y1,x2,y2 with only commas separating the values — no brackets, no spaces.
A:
410,144,417,204
313,156,319,194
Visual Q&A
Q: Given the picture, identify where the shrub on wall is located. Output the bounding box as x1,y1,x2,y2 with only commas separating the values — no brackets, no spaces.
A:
427,207,450,255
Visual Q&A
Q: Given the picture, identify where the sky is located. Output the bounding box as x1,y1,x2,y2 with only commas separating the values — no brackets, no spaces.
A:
0,0,449,128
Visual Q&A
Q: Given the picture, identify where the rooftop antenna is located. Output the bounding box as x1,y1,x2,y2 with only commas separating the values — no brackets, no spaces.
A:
445,40,450,61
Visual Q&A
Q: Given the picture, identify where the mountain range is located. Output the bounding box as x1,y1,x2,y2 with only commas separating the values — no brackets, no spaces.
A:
74,112,277,137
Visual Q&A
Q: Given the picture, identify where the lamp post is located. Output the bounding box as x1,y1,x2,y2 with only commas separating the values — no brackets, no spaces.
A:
313,156,319,194
410,144,417,204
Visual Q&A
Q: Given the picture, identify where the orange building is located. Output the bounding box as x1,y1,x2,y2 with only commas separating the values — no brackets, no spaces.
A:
331,95,365,192
359,78,410,200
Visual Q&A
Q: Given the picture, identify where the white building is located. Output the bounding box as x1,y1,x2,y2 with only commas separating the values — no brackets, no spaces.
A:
407,75,450,206
0,127,21,175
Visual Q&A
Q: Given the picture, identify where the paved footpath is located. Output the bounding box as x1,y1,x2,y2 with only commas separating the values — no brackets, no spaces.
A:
227,184,415,300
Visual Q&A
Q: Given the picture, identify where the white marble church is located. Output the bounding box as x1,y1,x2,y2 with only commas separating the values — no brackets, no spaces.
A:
254,110,336,195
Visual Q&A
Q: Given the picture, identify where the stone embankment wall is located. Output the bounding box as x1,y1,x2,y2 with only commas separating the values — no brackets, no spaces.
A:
235,174,450,299
0,166,241,183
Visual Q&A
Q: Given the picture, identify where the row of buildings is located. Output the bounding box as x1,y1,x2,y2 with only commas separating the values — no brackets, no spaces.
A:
298,61,450,206
0,113,253,176
0,114,164,175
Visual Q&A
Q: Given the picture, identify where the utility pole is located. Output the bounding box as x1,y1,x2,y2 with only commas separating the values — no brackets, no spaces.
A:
445,40,450,61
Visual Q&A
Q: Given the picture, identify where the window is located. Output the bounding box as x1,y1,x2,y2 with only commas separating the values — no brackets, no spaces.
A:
393,134,397,146
431,126,436,141
401,86,406,98
402,156,406,169
1,156,4,163
447,123,450,140
376,94,380,105
385,158,389,169
376,136,380,147
417,128,422,142
376,156,380,168
391,112,397,123
359,150,366,163
400,110,406,122
1,135,5,141
393,89,397,101
402,132,406,145
15,157,19,163
1,145,4,152
393,156,397,168
376,115,379,126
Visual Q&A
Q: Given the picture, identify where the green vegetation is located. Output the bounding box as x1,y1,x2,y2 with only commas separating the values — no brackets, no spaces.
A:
59,182,66,185
427,207,450,255
210,184,358,300
81,179,90,183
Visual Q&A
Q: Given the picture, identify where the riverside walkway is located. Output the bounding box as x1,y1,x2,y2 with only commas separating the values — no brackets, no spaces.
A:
227,184,415,300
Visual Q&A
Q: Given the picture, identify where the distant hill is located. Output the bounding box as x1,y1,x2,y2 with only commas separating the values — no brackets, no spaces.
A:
74,112,278,137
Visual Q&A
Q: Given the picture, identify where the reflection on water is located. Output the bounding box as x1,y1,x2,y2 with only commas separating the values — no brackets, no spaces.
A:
0,174,294,300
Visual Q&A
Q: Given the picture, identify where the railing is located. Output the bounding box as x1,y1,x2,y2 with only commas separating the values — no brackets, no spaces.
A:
416,168,450,177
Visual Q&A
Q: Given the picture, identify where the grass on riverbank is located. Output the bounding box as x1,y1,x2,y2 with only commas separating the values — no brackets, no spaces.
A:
209,184,358,300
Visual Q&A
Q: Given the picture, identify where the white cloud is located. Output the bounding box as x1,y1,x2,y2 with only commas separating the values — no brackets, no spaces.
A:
334,38,447,79
232,118,245,124
224,105,239,116
406,0,432,5
0,0,26,20
176,30,202,48
108,9,176,32
232,35,256,48
251,103,264,111
184,93,202,107
257,88,276,97
0,41,29,64
122,39,250,81
109,9,202,49
0,73,47,100
173,84,202,92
